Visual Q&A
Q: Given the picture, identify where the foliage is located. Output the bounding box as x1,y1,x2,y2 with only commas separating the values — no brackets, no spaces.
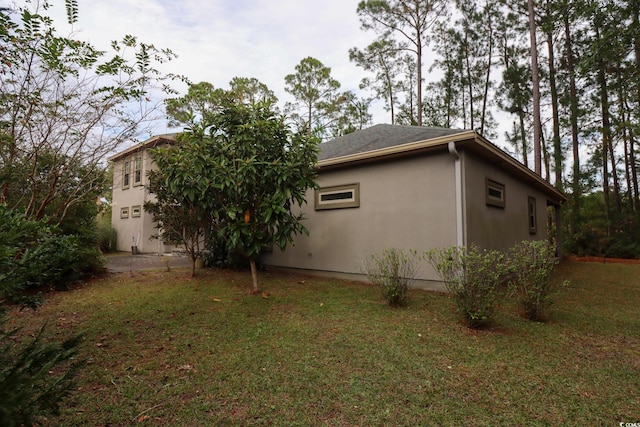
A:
151,86,320,290
0,0,178,227
427,244,507,328
0,318,83,427
0,204,94,303
349,38,405,125
203,237,249,270
355,0,449,126
507,240,565,321
361,248,419,306
145,135,212,278
284,56,370,140
96,220,118,254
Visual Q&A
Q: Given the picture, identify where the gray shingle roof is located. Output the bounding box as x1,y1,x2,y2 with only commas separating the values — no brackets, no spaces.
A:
318,124,469,161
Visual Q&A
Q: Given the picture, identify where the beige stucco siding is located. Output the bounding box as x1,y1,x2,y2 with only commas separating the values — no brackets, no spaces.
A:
111,149,165,253
261,152,459,285
463,151,553,251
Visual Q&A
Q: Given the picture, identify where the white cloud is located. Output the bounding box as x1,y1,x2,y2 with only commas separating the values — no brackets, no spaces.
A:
42,0,386,126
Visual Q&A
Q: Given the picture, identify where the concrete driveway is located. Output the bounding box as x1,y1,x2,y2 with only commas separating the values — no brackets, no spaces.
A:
105,253,192,273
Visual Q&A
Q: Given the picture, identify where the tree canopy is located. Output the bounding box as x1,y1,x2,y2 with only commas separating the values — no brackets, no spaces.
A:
149,88,319,290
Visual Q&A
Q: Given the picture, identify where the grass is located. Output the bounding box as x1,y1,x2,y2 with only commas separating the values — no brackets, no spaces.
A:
8,260,640,426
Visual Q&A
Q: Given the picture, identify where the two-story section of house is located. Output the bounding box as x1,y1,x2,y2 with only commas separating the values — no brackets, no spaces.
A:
109,134,177,254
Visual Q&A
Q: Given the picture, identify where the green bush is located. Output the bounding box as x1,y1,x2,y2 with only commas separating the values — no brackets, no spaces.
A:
0,204,103,300
362,248,419,307
0,318,83,427
507,240,565,321
96,221,118,253
427,245,507,328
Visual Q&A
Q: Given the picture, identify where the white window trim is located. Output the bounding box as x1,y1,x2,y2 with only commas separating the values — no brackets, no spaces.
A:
131,205,141,218
122,160,131,189
120,207,129,219
133,156,142,186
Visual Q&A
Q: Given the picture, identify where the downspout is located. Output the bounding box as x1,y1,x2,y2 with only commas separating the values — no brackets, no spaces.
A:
448,141,465,247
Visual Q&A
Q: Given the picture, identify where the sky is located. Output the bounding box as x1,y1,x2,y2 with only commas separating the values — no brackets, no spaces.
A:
45,0,390,135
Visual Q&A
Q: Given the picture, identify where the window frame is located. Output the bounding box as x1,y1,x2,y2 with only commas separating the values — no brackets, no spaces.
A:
133,156,142,186
485,178,505,208
528,196,537,234
131,205,142,218
315,183,360,210
120,207,129,219
122,160,131,189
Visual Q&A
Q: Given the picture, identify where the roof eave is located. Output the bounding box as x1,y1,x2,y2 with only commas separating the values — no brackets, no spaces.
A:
317,129,566,203
108,134,178,162
317,130,477,169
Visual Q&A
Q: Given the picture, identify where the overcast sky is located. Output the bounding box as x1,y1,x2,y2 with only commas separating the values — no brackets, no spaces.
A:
45,0,390,134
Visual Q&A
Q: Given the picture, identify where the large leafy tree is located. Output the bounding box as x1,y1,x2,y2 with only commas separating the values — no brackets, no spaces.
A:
151,89,319,291
205,99,318,291
0,0,179,225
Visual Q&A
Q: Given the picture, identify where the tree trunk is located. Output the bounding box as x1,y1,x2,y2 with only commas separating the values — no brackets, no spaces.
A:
528,0,542,175
633,7,640,211
416,31,423,126
545,1,562,189
519,110,528,168
542,130,550,182
250,258,259,293
480,7,494,136
619,84,634,213
464,29,474,130
595,22,612,234
563,6,581,224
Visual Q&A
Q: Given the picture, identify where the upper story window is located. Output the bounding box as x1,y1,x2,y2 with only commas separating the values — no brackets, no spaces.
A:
486,178,505,208
315,183,360,210
134,156,142,186
123,160,131,189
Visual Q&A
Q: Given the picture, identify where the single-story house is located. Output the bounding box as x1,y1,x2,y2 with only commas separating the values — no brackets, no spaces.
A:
109,134,177,254
259,124,566,290
109,125,565,290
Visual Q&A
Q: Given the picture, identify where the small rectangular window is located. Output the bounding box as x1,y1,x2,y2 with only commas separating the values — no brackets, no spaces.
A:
120,207,129,219
486,178,505,208
315,183,360,210
123,161,131,189
131,205,141,218
133,156,142,185
528,197,537,234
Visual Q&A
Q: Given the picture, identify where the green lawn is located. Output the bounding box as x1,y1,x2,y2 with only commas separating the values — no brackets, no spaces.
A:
10,260,640,426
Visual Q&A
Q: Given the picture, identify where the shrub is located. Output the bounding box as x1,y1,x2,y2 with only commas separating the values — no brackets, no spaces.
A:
507,240,565,321
96,221,118,253
0,205,102,300
0,318,83,427
362,248,419,307
427,245,507,328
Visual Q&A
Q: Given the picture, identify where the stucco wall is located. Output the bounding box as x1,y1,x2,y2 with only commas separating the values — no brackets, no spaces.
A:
111,149,168,253
261,151,459,287
462,151,553,252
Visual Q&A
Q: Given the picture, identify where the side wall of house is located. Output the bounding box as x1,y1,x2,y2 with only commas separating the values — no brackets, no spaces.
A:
463,151,553,252
111,149,169,254
260,151,459,289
